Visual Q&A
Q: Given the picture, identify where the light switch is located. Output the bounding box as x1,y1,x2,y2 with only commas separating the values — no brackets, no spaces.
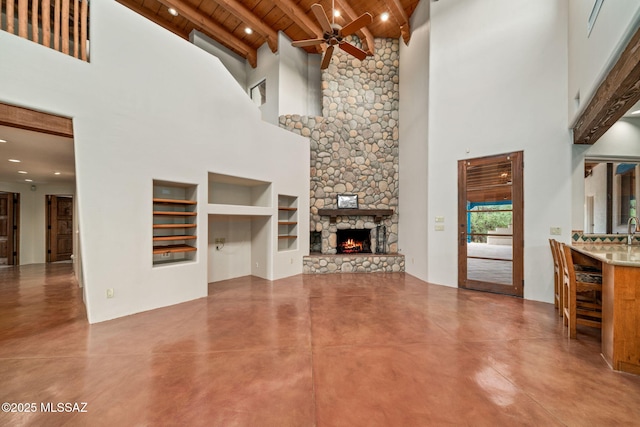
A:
435,224,445,231
550,227,561,235
435,216,445,223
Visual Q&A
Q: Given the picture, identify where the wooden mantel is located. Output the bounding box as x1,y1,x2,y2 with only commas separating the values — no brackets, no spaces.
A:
317,208,393,223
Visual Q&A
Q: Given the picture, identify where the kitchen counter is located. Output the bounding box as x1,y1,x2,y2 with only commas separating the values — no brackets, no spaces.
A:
569,243,640,375
571,243,640,267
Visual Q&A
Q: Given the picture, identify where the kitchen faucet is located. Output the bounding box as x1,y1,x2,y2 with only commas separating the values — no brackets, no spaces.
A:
628,216,640,245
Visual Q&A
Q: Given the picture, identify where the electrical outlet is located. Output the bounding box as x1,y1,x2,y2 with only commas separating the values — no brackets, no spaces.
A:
214,238,225,244
106,288,114,298
255,262,259,268
290,258,294,264
550,227,561,235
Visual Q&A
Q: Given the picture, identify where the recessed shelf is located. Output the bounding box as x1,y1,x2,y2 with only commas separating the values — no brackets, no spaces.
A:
153,244,198,254
153,235,198,242
278,195,298,251
153,181,197,266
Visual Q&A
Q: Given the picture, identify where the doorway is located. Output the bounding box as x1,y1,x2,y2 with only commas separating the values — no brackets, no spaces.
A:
46,195,74,262
458,152,524,296
0,192,20,265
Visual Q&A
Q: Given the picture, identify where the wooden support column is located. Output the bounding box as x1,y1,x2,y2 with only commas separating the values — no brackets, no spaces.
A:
383,0,411,44
0,103,73,138
272,0,324,54
156,0,258,67
335,0,375,55
212,0,279,53
573,25,640,145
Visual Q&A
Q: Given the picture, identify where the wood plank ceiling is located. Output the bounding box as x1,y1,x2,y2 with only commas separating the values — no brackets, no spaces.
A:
116,0,420,67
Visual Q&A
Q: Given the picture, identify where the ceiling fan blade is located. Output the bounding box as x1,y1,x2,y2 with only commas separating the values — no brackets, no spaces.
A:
321,45,335,69
311,3,333,34
292,38,325,47
340,12,373,37
339,42,368,60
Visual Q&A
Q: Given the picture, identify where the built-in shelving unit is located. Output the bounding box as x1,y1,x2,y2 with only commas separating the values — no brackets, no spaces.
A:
278,195,298,251
153,181,197,266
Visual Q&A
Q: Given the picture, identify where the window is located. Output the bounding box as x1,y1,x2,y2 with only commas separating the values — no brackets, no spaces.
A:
250,80,266,106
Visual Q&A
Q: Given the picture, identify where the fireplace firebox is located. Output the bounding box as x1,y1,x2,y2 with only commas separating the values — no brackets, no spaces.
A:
336,229,372,254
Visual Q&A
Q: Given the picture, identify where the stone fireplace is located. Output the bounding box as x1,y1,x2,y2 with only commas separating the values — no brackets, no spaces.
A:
279,37,404,273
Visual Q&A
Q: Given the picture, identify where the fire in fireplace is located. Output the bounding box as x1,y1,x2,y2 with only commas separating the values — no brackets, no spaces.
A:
336,229,372,254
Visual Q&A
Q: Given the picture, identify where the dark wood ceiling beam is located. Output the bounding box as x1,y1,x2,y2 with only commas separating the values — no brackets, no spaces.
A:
211,0,278,53
383,0,410,44
334,0,374,55
0,102,73,138
116,1,190,41
156,0,258,67
573,25,640,145
272,0,324,53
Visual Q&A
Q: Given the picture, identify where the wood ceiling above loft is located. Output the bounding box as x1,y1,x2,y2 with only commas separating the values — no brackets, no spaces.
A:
116,0,420,67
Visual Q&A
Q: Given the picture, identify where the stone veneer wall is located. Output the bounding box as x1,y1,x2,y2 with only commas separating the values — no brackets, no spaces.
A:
280,38,400,255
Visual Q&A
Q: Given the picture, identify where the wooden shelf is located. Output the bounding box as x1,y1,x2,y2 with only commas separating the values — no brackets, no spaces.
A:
278,221,297,225
317,208,393,223
153,211,197,216
153,198,197,205
278,235,298,239
278,207,297,211
153,181,197,265
153,244,197,254
153,224,197,229
153,235,197,242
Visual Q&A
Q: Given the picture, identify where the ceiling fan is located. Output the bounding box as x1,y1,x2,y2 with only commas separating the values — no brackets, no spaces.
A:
291,1,372,69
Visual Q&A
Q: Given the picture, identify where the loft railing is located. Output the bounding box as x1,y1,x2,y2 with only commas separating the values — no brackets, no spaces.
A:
1,0,90,62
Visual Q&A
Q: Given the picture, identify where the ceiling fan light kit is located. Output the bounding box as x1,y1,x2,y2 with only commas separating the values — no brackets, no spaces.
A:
292,1,373,69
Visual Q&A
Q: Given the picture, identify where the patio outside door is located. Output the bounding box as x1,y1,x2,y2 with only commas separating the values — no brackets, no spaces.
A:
458,152,523,297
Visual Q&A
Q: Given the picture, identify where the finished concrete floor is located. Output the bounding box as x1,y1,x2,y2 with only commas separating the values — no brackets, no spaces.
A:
1,263,640,426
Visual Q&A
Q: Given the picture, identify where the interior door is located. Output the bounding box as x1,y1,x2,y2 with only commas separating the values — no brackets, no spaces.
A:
47,195,73,262
458,152,524,296
0,192,17,265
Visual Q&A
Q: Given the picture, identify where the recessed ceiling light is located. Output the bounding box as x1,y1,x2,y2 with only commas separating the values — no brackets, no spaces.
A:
54,172,61,175
380,12,390,22
168,7,178,17
631,109,640,115
18,171,27,174
0,139,6,143
25,179,33,182
333,9,340,18
8,159,21,163
244,27,253,35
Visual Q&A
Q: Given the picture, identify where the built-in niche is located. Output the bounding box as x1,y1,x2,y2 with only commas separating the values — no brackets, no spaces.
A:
207,173,272,282
152,180,198,266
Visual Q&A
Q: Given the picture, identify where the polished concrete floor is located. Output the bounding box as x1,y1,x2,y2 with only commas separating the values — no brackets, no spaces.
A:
2,264,640,426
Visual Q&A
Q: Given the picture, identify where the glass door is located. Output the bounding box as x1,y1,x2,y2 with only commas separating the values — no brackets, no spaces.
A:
458,152,523,296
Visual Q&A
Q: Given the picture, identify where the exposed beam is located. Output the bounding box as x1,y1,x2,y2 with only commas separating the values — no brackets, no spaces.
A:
155,0,258,67
272,0,324,53
211,0,278,53
116,1,190,41
383,0,410,44
0,102,74,138
573,25,640,144
335,0,375,55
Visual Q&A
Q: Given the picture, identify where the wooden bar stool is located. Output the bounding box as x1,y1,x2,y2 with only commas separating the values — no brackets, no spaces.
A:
549,239,562,316
559,243,602,339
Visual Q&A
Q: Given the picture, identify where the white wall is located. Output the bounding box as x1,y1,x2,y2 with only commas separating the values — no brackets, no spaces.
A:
247,43,280,124
191,30,248,90
399,0,429,280
0,0,309,323
568,0,640,123
0,182,75,265
429,0,570,303
208,216,253,282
